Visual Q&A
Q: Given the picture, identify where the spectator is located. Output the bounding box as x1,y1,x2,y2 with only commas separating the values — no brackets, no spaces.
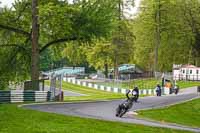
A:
174,84,179,95
132,86,139,102
155,84,161,96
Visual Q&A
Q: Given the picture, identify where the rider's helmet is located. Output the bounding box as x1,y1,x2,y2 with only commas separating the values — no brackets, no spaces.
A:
134,85,138,89
157,83,160,87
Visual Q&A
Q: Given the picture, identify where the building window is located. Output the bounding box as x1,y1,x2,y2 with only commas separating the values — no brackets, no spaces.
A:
190,70,192,74
183,70,185,74
197,70,199,74
186,69,189,74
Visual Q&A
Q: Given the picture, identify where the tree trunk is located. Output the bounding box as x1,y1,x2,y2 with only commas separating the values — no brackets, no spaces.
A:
31,0,39,90
114,57,119,80
104,63,108,78
113,0,121,80
154,0,161,74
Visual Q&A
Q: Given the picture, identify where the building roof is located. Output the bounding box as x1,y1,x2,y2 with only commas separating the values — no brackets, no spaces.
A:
173,64,182,69
110,64,143,73
173,64,200,69
43,67,85,76
181,65,199,69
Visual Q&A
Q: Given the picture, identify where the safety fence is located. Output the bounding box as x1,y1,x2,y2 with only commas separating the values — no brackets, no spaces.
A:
0,90,51,103
63,78,158,95
173,74,200,81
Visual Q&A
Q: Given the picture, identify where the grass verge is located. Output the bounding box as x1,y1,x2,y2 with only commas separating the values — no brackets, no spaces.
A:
138,98,200,128
96,79,200,90
0,104,191,133
45,81,125,101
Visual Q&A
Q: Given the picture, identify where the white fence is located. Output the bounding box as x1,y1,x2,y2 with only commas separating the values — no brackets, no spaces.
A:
173,74,200,81
64,78,158,95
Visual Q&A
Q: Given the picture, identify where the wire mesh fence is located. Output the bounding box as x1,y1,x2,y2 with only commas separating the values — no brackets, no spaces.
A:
93,78,160,90
90,73,200,90
173,74,200,81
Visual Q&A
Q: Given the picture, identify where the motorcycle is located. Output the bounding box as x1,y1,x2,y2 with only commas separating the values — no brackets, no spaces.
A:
115,101,130,117
116,91,138,117
173,85,179,95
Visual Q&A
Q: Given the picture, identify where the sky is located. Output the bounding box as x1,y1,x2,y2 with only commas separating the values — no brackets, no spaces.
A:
0,0,141,16
0,0,14,7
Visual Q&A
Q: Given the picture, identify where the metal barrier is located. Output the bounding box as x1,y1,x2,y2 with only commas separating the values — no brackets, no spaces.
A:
0,90,51,103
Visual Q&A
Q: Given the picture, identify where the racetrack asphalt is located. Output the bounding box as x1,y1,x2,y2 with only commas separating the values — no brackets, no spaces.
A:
23,87,200,132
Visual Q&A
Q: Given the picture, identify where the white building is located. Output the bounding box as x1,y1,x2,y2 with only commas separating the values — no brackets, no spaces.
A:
173,64,200,81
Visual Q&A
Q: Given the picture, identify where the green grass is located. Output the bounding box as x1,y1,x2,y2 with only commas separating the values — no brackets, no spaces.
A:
176,81,200,89
45,79,199,101
45,81,125,101
96,78,159,89
0,104,191,133
138,98,200,128
95,79,200,90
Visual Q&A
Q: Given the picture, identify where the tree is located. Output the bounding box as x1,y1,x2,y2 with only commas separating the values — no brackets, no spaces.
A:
84,41,113,78
112,0,135,79
62,42,87,67
0,0,119,89
154,0,161,73
132,0,198,72
49,0,135,79
179,0,200,66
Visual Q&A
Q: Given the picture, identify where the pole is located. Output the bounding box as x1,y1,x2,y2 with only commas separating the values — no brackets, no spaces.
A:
59,75,63,101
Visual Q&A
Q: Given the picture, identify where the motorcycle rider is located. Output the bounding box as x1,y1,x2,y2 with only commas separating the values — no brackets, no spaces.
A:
174,83,179,95
116,89,137,117
132,86,139,102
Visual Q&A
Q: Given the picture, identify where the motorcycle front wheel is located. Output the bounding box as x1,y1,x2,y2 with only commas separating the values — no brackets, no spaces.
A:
119,108,127,117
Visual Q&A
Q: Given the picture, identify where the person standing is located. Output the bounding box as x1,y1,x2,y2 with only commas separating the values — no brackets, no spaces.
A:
155,84,161,96
132,86,139,102
174,84,179,95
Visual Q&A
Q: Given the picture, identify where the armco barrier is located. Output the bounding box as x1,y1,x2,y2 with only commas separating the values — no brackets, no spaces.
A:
65,78,156,95
0,90,51,103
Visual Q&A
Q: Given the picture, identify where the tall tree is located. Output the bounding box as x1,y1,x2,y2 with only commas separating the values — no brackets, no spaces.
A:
132,0,200,71
154,0,161,73
31,0,39,90
113,0,135,79
180,0,200,66
85,42,113,78
0,0,119,88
